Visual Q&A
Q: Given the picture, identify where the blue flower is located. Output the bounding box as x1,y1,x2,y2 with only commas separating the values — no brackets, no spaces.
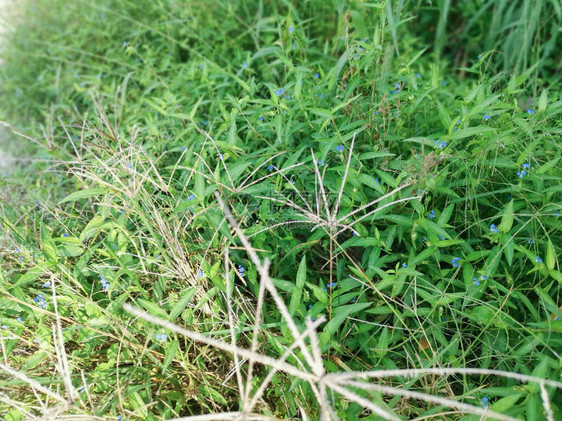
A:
522,163,530,169
352,231,359,237
535,256,543,263
415,73,421,79
375,178,381,185
452,257,460,268
242,62,249,68
309,304,312,309
456,120,461,125
317,160,325,166
156,333,167,341
555,211,560,217
185,194,195,201
391,90,395,95
63,233,69,237
473,277,480,286
429,210,435,219
122,41,127,47
422,236,428,243
314,72,319,79
180,146,186,151
402,263,407,268
352,297,357,302
435,139,447,148
258,116,264,121
1,325,7,330
19,255,23,261
17,317,23,323
517,170,527,178
481,275,487,280
219,153,224,160
267,165,274,171
292,43,296,50
527,109,535,115
441,81,446,86
441,317,446,322
42,281,51,288
289,26,294,33
274,88,284,96
336,145,345,152
480,397,489,408
197,269,204,278
394,82,400,89
489,224,498,234
238,265,245,277
477,54,482,60
482,115,491,120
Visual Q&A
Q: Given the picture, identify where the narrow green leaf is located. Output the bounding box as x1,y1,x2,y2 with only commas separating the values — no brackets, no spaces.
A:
169,287,197,320
545,240,555,271
162,340,179,373
289,256,306,316
500,200,514,232
58,188,106,205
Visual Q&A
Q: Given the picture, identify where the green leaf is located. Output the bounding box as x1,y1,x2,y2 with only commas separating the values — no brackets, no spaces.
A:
545,240,555,271
500,200,514,233
162,340,179,373
137,299,168,319
58,188,107,205
324,303,370,337
289,256,306,316
169,288,197,320
491,394,523,412
538,89,548,112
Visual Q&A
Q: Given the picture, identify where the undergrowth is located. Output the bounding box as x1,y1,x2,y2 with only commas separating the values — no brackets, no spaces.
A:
0,0,561,420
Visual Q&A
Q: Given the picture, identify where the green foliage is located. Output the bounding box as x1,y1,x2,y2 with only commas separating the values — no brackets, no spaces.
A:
0,0,561,419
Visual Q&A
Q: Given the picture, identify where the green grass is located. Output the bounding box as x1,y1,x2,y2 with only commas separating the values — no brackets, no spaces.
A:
0,0,561,420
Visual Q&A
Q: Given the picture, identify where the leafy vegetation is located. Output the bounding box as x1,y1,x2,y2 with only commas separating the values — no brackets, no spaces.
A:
0,0,561,419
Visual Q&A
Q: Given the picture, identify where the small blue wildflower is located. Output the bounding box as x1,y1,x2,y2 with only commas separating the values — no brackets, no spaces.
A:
454,127,458,131
198,64,203,69
535,256,543,263
391,90,395,95
238,265,245,277
402,263,407,268
292,43,296,50
477,54,482,60
481,275,487,280
394,82,400,89
456,120,461,125
473,277,480,286
322,288,326,292
185,194,195,201
489,224,498,234
352,231,359,237
219,153,224,160
19,256,23,261
314,72,319,79
480,397,489,408
17,317,23,323
289,26,294,33
482,114,491,120
180,146,186,151
438,235,446,240
197,269,204,278
1,325,7,330
267,165,274,171
203,120,208,125
526,238,535,244
555,211,560,217
42,281,51,288
155,333,167,341
441,81,446,86
557,316,561,321
415,73,421,79
122,41,127,47
309,304,312,309
435,139,447,148
317,160,325,166
429,210,435,219
63,233,69,237
274,88,284,96
441,317,446,322
336,145,345,152
422,236,428,243
522,163,530,169
452,257,460,268
352,297,357,302
375,178,381,185
527,109,535,115
117,415,122,421
320,93,325,99
311,317,315,321
517,170,527,178
242,62,249,68
258,116,263,121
